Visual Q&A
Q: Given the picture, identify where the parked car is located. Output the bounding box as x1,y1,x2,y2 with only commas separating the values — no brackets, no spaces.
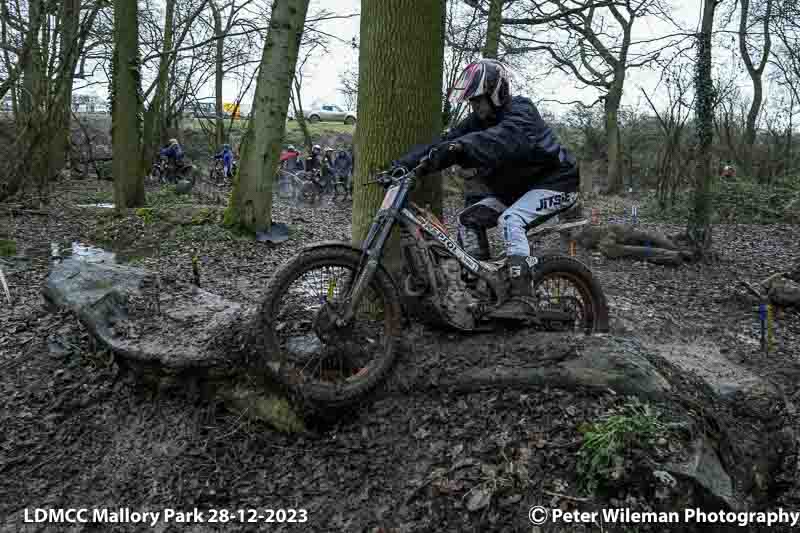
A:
187,102,224,119
306,104,356,125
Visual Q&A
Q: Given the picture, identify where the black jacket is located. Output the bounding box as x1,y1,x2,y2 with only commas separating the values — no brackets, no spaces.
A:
396,96,578,206
304,154,322,173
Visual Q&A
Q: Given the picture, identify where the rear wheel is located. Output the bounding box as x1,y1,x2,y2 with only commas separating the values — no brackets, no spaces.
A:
209,161,222,185
344,116,356,125
309,114,320,123
531,255,609,334
256,246,403,411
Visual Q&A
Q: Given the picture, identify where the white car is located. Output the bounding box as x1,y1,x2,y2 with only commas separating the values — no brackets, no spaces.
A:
306,103,356,125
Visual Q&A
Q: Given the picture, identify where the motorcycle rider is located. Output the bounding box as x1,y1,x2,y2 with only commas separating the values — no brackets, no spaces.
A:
393,59,580,320
214,143,235,178
159,138,191,182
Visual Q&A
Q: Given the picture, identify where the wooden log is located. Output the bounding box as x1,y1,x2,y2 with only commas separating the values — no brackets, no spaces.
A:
575,223,689,264
598,241,685,266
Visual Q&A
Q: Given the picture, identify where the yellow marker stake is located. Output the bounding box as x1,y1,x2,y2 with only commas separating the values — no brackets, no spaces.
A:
327,279,336,301
569,240,577,257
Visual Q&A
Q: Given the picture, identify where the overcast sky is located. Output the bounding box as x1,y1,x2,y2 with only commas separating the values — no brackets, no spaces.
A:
213,0,769,118
81,0,777,120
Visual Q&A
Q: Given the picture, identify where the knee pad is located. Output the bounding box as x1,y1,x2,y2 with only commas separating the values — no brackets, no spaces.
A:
458,197,507,228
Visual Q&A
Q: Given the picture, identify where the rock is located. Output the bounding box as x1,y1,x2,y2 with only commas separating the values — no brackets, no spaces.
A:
465,489,492,511
434,334,795,514
43,257,248,369
440,336,672,400
42,255,304,433
664,436,737,509
175,179,193,195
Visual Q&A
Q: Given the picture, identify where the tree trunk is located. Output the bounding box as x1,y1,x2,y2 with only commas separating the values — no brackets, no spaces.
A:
20,0,48,196
211,0,225,148
0,0,16,119
482,0,502,59
112,0,145,209
291,80,313,152
21,0,42,122
352,0,445,268
786,94,793,178
47,0,80,177
225,0,311,233
685,0,717,258
739,0,773,178
605,86,623,193
143,0,176,164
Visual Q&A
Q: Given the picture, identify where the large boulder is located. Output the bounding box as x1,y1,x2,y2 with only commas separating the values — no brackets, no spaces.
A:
42,256,305,433
415,334,796,514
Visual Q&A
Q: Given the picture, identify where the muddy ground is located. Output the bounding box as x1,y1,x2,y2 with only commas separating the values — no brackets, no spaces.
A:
1,177,799,533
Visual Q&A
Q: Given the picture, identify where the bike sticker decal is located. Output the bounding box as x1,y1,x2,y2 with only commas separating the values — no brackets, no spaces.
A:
401,209,481,273
525,256,538,268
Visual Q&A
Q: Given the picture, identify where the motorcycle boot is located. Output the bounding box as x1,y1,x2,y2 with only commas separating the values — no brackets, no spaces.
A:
490,255,539,321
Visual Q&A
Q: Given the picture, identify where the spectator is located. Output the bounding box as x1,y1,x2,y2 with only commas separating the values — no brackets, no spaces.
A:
304,144,323,173
333,149,353,179
280,145,303,172
721,164,736,179
322,146,336,179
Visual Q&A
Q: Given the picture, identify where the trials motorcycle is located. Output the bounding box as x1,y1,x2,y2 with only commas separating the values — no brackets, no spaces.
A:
256,157,609,411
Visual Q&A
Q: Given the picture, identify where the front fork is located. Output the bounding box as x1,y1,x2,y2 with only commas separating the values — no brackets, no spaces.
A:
336,210,397,324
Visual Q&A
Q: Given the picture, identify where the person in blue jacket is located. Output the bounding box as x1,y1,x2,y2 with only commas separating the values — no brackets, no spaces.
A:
160,138,184,164
393,59,580,320
214,143,234,178
159,138,189,182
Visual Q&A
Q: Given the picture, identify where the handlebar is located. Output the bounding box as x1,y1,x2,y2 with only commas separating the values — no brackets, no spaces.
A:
364,154,434,189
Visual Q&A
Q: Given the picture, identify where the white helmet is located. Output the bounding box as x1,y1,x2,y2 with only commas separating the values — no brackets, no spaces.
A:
449,59,512,108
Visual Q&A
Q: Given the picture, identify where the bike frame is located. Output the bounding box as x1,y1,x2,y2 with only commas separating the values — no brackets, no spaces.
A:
338,171,509,322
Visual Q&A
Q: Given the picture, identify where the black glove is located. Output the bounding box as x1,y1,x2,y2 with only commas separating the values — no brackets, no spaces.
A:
424,142,462,173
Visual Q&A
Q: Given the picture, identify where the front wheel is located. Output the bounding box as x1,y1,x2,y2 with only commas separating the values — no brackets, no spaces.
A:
300,180,318,205
256,246,403,411
531,255,609,334
150,165,162,184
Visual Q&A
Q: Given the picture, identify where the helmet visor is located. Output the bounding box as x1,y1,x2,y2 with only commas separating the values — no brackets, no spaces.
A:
449,62,485,104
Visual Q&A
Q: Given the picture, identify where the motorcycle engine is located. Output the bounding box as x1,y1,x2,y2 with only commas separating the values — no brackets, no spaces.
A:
436,258,478,330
